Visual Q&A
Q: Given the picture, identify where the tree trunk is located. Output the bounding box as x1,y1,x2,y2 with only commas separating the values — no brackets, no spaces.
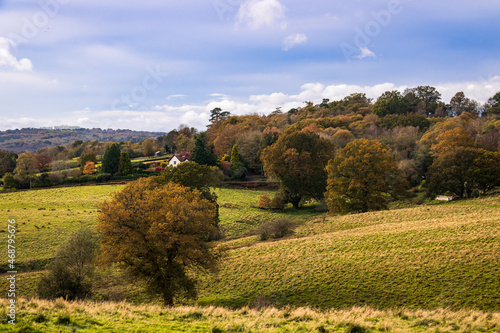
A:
163,290,174,307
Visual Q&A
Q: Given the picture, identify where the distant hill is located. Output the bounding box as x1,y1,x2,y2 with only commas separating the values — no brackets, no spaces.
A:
0,127,166,152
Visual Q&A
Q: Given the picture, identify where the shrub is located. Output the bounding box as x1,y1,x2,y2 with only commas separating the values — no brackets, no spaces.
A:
219,161,232,177
258,191,286,210
258,194,272,209
37,229,98,300
96,173,112,183
2,173,19,189
259,218,295,241
271,189,287,210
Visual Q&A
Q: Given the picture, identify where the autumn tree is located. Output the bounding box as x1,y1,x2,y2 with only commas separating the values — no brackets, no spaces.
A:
142,138,155,157
261,128,335,209
330,129,355,149
83,161,97,175
13,152,39,188
430,127,475,157
118,152,132,175
102,143,121,174
326,139,409,214
35,153,52,171
97,178,220,306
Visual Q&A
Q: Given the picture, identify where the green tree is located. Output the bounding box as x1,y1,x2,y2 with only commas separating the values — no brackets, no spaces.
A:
38,229,98,300
191,133,218,166
450,91,478,116
79,150,97,171
97,178,220,306
209,107,230,123
372,90,409,117
484,91,500,117
404,86,441,117
0,151,17,177
261,129,335,209
471,149,500,194
230,144,244,171
118,152,132,175
2,172,19,189
102,143,121,174
427,147,478,199
326,139,409,214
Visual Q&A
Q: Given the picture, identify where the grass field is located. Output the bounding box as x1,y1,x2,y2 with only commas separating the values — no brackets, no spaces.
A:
0,298,498,332
0,183,499,331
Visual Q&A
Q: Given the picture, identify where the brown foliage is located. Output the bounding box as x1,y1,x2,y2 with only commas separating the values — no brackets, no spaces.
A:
97,178,220,306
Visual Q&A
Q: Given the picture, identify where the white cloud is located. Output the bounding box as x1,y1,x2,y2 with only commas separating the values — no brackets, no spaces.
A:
283,33,307,51
356,47,376,59
0,37,33,71
236,0,287,30
2,78,500,132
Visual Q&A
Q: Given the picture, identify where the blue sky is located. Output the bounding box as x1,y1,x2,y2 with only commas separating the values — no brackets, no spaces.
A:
0,0,499,131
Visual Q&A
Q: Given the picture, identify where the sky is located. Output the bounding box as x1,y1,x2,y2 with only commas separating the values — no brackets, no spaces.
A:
0,0,499,132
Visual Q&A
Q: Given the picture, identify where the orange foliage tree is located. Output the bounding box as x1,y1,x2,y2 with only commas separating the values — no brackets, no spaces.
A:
82,161,96,175
96,178,220,306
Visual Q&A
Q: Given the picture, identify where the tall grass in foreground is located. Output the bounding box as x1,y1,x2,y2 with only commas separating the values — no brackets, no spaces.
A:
0,297,498,332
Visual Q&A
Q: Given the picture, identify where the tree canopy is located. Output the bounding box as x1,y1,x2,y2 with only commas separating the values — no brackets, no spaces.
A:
102,143,121,174
326,139,408,214
97,178,220,306
261,128,335,208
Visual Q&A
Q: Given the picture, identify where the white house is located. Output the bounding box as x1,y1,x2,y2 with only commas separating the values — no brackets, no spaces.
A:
168,151,191,167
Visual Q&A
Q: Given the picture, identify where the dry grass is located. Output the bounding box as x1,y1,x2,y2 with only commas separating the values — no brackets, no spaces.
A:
0,297,498,332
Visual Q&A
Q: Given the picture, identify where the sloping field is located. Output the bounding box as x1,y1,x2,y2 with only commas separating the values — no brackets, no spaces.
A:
198,196,500,311
0,185,498,314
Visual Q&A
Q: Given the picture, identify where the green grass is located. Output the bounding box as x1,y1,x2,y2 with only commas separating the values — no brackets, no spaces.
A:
197,196,500,311
0,184,499,317
0,185,124,263
215,188,323,238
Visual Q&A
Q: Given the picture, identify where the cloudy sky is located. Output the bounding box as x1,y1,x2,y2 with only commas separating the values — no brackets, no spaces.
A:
0,0,499,131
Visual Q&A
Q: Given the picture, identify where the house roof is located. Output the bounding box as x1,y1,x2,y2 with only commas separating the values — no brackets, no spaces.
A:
169,151,191,163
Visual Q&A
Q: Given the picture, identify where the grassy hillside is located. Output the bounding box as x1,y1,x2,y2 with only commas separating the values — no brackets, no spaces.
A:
0,184,499,316
198,196,500,310
0,298,498,332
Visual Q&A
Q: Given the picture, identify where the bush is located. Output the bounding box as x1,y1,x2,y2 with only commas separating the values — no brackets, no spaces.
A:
258,194,272,209
2,173,19,189
37,229,98,300
259,218,295,241
96,173,112,183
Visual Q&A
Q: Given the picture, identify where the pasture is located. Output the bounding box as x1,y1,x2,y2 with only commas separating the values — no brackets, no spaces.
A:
0,183,499,332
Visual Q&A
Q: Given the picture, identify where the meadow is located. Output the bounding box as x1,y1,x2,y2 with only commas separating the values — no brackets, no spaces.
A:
0,184,499,332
